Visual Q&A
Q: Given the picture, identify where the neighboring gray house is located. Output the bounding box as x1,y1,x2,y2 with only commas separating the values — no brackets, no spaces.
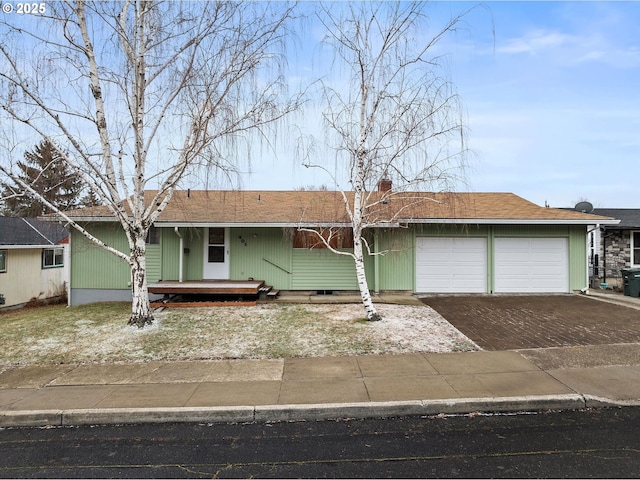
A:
588,209,640,289
0,217,69,308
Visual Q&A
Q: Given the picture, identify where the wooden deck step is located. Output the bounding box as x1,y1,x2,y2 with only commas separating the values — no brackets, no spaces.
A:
151,300,257,308
257,285,280,300
258,284,272,300
148,280,265,296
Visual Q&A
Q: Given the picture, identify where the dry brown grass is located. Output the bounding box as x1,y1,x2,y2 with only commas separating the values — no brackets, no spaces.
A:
0,302,477,365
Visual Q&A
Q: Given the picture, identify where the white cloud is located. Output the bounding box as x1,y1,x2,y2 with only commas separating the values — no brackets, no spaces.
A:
574,45,640,69
497,29,575,55
495,26,640,69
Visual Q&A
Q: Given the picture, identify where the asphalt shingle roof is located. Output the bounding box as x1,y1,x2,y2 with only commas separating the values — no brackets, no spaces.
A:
58,190,615,225
592,209,640,229
0,217,68,246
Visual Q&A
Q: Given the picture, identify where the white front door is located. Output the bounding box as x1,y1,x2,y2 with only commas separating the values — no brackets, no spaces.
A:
203,227,230,279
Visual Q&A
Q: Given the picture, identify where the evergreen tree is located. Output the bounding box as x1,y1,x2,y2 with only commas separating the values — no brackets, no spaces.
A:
1,140,90,216
79,188,102,209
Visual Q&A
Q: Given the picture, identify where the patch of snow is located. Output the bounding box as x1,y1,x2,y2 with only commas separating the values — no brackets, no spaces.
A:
3,303,479,365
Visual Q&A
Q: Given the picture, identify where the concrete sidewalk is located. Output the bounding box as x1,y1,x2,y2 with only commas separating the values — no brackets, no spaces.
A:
2,345,640,427
2,289,640,428
583,288,640,310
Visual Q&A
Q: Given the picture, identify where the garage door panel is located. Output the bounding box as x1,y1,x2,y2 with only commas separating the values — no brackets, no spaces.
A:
494,238,568,293
529,263,562,273
416,237,487,293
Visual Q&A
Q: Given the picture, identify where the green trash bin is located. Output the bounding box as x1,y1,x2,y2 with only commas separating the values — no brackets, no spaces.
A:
621,268,640,297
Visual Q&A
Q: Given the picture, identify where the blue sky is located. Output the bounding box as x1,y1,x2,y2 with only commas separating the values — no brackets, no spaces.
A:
2,1,637,209
243,1,640,209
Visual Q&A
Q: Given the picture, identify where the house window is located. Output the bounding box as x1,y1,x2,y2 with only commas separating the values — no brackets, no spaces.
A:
42,247,64,269
293,228,354,249
146,226,160,245
0,250,6,273
207,228,225,263
633,231,640,266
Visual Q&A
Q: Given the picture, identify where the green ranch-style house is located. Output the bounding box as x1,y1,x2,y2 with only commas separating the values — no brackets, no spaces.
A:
53,189,617,306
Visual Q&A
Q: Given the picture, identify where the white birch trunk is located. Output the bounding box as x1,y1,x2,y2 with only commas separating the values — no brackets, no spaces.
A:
353,153,382,321
128,234,153,327
353,227,381,322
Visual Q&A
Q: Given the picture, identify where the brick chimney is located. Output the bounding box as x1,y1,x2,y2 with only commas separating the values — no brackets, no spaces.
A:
377,178,392,192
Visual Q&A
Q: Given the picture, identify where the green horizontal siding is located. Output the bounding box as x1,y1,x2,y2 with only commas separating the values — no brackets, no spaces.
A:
492,225,570,236
291,249,357,290
229,227,292,290
146,244,162,283
376,228,414,291
71,225,178,288
161,227,203,281
569,225,588,291
160,228,180,281
414,224,490,237
70,224,130,289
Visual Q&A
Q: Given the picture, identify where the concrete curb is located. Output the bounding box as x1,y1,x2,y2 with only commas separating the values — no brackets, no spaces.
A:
62,406,256,426
0,394,592,428
583,395,640,408
254,401,426,422
580,291,640,311
421,394,587,415
0,410,63,428
0,406,255,428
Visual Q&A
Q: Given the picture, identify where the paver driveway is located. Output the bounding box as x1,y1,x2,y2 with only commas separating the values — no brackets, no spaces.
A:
422,295,640,351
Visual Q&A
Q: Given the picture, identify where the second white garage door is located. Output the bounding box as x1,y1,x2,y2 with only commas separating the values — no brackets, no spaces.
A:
494,237,569,293
416,237,487,293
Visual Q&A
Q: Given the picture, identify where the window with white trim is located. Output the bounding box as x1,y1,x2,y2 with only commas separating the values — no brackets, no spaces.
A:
42,247,64,269
0,249,6,273
633,231,640,266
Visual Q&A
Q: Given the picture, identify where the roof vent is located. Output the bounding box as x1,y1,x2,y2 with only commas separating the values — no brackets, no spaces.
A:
575,201,593,213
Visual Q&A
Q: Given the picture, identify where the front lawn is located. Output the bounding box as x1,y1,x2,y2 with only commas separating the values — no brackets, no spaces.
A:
0,302,477,365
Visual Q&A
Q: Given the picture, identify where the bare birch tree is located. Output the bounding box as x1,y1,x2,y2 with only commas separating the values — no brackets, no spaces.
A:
0,1,300,326
302,2,469,321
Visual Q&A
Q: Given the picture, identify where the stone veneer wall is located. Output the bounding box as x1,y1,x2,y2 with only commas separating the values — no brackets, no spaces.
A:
601,230,629,288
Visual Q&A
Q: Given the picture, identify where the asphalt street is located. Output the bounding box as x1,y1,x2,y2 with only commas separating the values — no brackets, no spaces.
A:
1,407,639,478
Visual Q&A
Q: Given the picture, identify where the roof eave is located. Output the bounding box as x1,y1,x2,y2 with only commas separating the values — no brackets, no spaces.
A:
62,218,621,227
602,224,640,229
155,222,355,228
404,218,621,225
50,216,116,223
0,244,64,249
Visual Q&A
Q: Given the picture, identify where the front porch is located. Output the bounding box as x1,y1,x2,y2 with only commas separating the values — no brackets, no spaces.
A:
148,280,278,307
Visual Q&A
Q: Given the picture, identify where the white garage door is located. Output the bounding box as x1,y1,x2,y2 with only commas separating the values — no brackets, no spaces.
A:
494,238,569,293
416,237,487,293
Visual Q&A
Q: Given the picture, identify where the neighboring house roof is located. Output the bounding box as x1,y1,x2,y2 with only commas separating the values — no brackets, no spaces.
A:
55,190,618,227
0,217,68,247
591,209,640,229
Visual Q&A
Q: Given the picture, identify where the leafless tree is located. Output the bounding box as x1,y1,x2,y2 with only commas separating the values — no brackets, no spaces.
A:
302,1,470,321
0,1,300,327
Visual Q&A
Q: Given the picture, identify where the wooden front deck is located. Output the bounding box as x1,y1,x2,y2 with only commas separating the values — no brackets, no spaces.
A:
148,280,267,296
